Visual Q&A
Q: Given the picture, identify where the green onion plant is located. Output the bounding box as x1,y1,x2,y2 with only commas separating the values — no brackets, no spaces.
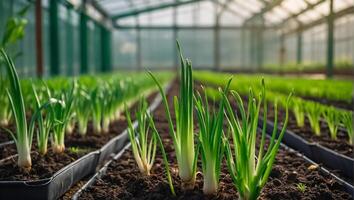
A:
32,84,58,156
306,102,322,136
149,41,197,189
48,82,76,153
75,87,91,135
194,83,230,195
126,98,176,195
90,87,103,133
291,98,305,127
223,79,292,200
322,107,340,140
125,99,157,176
0,49,34,170
341,111,353,144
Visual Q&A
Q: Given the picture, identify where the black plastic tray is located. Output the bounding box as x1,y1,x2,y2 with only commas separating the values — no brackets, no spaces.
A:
260,118,354,180
0,83,170,200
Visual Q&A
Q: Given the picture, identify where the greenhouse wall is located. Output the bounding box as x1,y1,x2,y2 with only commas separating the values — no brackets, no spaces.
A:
0,0,353,77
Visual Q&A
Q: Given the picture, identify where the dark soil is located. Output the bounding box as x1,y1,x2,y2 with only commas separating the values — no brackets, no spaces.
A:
79,81,353,200
0,124,14,144
0,92,157,181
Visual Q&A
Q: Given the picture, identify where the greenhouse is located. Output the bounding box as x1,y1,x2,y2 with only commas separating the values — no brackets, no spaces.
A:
0,0,353,199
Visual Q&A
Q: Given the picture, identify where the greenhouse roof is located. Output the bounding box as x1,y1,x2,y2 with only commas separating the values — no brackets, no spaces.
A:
90,0,354,29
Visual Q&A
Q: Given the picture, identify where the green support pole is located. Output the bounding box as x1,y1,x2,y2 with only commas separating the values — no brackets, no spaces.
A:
80,11,88,74
66,7,74,76
326,0,334,78
257,27,264,69
256,15,264,70
249,28,254,69
49,0,60,76
296,29,303,65
214,24,220,71
101,25,111,72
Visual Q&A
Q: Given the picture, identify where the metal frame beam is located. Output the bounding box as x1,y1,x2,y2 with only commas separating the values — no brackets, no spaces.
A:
244,0,283,24
35,0,43,77
80,1,89,74
66,6,75,75
112,0,205,20
278,0,326,26
285,5,354,35
49,0,60,76
296,27,303,65
326,0,334,78
113,25,276,30
214,2,220,70
89,0,110,18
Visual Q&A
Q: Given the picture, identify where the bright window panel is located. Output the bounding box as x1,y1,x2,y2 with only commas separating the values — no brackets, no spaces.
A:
220,10,243,26
177,4,194,26
281,0,307,14
117,17,137,26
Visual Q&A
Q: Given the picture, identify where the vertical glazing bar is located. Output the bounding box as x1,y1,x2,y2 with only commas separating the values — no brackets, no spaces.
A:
35,0,43,77
296,28,303,65
136,17,141,70
214,4,220,71
173,1,178,70
80,5,88,74
241,28,245,68
66,6,74,76
49,0,60,75
101,25,112,72
326,0,334,78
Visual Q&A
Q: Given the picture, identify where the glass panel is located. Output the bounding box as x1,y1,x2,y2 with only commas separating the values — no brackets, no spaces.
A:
177,4,194,26
220,29,244,68
177,29,214,68
141,30,174,68
281,0,307,14
113,30,138,69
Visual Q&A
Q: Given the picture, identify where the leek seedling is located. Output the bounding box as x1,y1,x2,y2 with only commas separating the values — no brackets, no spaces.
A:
66,115,76,135
0,92,11,126
0,49,34,170
91,87,103,133
76,87,91,135
125,99,156,176
125,98,176,195
322,107,340,140
306,102,322,136
341,111,353,144
292,99,305,127
296,183,307,193
223,79,292,200
102,83,114,133
148,41,197,189
32,84,57,156
48,82,76,153
194,83,230,195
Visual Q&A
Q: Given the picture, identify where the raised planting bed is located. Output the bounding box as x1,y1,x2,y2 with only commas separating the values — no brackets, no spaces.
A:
263,106,354,181
74,81,353,200
0,82,171,200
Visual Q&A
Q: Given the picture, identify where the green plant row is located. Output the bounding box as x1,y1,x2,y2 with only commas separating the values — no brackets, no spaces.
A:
125,42,292,200
196,74,353,145
0,48,172,170
264,59,353,73
194,71,353,103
